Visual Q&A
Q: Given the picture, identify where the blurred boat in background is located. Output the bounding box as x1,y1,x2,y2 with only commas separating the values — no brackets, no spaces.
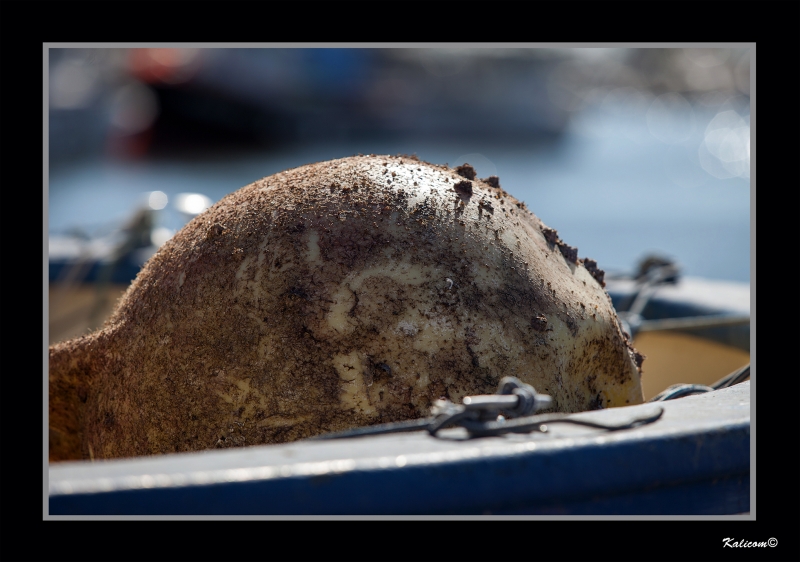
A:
50,48,574,165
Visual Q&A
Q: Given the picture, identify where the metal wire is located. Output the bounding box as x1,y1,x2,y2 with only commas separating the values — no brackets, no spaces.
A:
649,384,715,402
649,363,750,402
636,315,750,333
711,364,750,390
453,407,664,438
309,418,434,440
312,377,663,441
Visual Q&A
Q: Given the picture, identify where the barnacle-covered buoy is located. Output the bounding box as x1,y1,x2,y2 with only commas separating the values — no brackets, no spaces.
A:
49,155,644,461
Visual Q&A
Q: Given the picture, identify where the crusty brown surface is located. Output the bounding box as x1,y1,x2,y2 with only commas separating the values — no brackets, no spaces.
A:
49,154,644,461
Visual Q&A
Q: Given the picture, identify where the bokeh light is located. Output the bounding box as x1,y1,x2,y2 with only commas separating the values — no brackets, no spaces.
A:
111,81,160,135
700,110,750,180
128,48,202,85
174,193,212,215
646,92,696,144
50,55,100,109
147,191,168,210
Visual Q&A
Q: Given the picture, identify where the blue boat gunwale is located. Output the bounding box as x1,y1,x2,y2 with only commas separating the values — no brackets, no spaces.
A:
48,381,751,516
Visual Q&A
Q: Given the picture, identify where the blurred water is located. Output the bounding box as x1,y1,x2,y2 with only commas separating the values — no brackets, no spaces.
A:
48,102,751,284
